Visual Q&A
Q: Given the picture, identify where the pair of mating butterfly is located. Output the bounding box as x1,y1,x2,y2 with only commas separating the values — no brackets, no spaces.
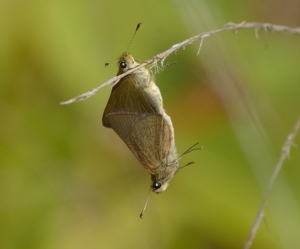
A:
102,25,201,218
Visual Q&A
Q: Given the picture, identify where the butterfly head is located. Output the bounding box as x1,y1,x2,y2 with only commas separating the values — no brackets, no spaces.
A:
151,181,169,193
118,52,138,73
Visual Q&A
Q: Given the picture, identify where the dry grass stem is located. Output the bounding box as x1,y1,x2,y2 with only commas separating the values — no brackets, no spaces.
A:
244,115,300,249
60,22,300,105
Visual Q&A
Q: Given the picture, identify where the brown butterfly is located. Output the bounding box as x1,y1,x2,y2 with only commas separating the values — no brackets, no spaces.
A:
103,52,199,194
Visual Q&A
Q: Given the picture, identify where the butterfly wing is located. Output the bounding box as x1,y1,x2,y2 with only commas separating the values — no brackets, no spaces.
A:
130,114,174,174
102,74,156,128
103,64,174,174
106,113,174,175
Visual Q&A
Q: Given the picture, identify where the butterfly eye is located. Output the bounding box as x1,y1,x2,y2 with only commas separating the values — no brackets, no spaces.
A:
152,182,161,190
120,61,127,68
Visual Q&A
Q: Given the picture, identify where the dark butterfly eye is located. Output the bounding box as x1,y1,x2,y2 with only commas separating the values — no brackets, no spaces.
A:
152,182,161,190
120,61,127,68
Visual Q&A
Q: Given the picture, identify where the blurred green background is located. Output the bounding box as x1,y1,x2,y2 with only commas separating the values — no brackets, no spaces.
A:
1,0,300,248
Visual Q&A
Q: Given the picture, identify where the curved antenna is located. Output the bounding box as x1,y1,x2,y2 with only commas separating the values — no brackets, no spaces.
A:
140,186,151,219
125,22,142,53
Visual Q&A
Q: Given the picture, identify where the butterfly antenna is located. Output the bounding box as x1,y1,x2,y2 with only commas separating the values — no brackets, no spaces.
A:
140,186,151,219
125,22,142,53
